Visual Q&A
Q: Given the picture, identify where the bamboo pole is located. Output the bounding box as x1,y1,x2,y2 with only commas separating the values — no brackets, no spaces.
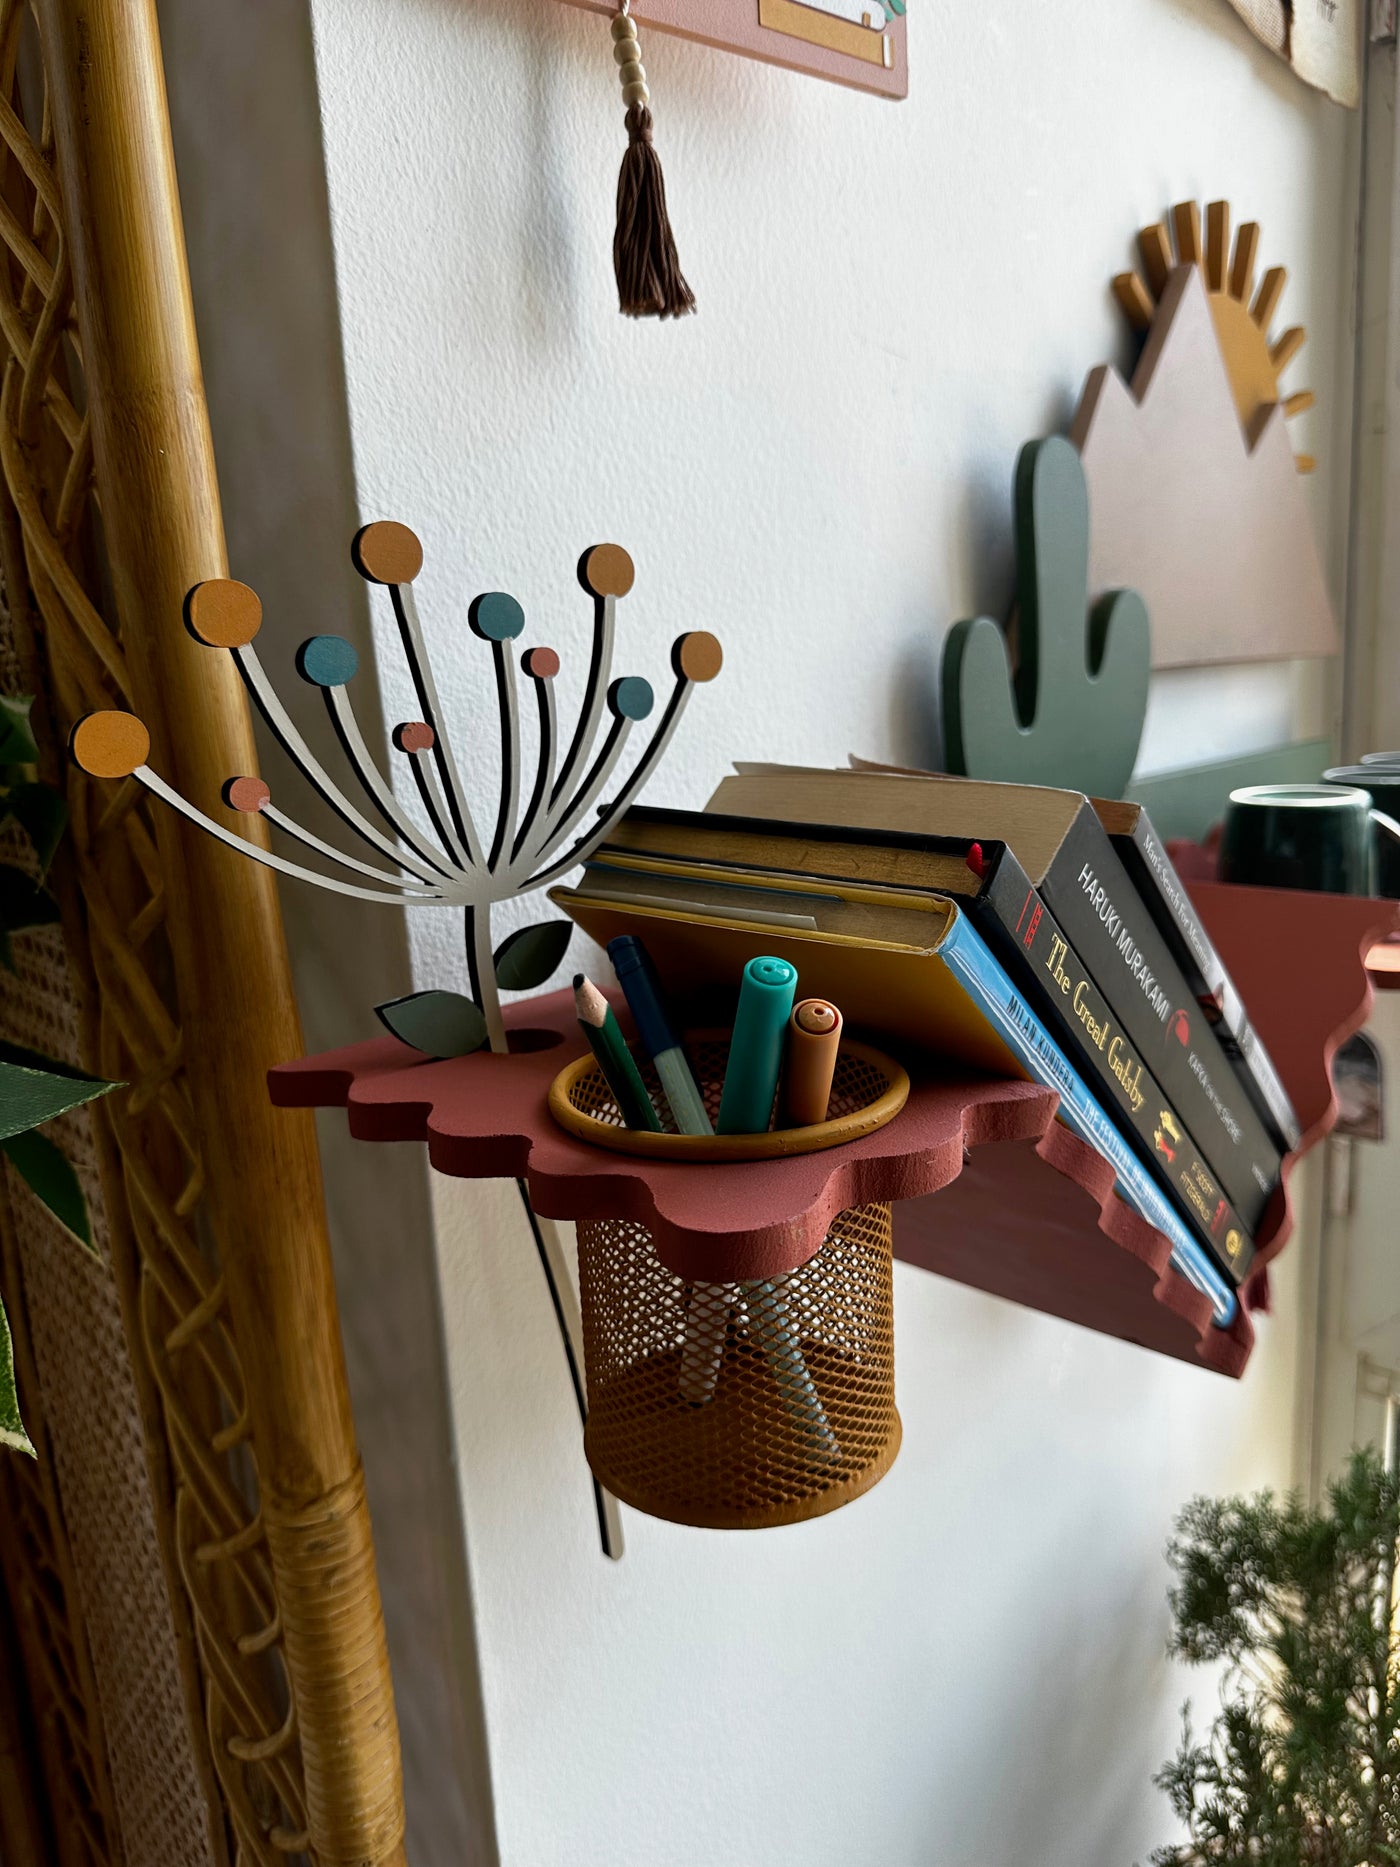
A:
33,3,407,1860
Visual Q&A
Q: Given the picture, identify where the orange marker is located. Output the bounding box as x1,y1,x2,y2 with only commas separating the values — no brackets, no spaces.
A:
781,998,843,1127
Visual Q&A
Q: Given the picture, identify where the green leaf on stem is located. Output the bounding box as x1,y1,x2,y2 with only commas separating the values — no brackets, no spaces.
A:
0,1294,33,1456
1,1129,95,1252
375,991,488,1059
0,694,37,767
0,865,60,959
5,782,67,877
493,920,572,993
0,1043,120,1140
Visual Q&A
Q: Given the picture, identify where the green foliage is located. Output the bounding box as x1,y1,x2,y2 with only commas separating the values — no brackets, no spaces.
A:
6,780,65,877
1150,1449,1400,1866
376,989,488,1058
1,1131,95,1251
0,1049,117,1454
0,1298,30,1456
0,697,118,1455
0,691,66,968
0,1040,118,1139
0,693,38,765
493,919,572,993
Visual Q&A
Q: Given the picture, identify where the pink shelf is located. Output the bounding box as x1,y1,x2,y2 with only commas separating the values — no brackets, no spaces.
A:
270,989,1060,1284
269,884,1398,1377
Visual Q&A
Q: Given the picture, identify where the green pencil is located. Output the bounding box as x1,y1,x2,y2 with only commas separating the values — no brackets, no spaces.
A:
573,974,662,1132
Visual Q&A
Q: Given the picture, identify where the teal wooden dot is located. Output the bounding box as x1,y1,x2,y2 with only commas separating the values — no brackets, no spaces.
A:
608,676,654,721
296,635,359,686
469,593,525,642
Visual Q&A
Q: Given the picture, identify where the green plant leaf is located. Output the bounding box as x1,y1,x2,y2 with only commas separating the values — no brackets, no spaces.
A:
0,864,59,942
0,1292,33,1456
5,781,66,877
375,991,487,1059
0,694,37,767
493,920,572,993
0,1043,120,1140
1,1129,94,1252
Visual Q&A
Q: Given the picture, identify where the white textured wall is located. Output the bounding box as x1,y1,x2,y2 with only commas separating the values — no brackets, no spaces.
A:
300,1,1356,1860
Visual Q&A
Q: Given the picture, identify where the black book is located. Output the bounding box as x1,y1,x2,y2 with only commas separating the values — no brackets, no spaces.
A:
1093,797,1302,1152
971,844,1255,1283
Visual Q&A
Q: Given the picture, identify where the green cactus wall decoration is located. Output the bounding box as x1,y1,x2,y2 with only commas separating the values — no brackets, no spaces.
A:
941,436,1151,799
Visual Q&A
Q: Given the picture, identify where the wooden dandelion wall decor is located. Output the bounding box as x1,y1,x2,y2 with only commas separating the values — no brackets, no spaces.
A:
70,523,723,1058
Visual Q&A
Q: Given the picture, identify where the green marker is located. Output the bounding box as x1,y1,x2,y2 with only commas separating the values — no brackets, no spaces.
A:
607,935,712,1135
717,955,798,1135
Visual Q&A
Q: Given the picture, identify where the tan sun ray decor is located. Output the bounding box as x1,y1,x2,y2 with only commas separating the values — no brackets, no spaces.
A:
1113,200,1315,474
1217,0,1361,109
1070,200,1340,670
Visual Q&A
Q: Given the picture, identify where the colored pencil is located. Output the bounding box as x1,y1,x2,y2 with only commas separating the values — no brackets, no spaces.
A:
573,973,661,1132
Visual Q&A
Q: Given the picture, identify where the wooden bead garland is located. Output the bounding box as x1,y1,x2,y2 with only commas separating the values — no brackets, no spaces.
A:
610,1,695,319
612,12,649,105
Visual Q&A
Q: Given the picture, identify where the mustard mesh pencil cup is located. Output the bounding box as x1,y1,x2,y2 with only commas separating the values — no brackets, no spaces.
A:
549,1035,908,1528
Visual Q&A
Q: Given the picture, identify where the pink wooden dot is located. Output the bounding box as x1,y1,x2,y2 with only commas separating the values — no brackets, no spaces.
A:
395,721,435,753
226,776,270,814
523,646,561,680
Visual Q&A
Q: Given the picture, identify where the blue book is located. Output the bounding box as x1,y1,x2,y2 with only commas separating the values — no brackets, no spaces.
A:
937,907,1237,1327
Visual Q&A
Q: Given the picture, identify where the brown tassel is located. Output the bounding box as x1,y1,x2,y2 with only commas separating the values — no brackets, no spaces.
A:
609,8,695,319
615,105,695,319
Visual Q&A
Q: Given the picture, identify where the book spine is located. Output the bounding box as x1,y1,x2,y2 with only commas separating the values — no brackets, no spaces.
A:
937,909,1236,1326
977,854,1254,1285
1112,818,1302,1152
1045,812,1280,1229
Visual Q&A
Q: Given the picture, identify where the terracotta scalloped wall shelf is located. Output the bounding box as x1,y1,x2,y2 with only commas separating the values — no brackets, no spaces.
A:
269,989,1061,1284
268,883,1397,1379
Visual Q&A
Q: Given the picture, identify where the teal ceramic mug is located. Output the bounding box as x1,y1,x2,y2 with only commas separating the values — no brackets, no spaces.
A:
1323,766,1400,894
1219,783,1400,896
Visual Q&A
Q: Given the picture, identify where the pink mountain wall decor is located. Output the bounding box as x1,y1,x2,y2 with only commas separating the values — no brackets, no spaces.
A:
1071,264,1339,670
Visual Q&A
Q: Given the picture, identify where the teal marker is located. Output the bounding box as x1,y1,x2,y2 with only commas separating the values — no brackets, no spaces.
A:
717,955,798,1135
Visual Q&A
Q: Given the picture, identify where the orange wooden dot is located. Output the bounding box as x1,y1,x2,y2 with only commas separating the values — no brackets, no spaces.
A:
71,711,150,779
186,579,263,647
673,631,723,683
581,543,635,599
353,521,424,585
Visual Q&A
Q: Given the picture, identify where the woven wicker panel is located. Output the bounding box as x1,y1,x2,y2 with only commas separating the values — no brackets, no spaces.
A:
0,904,218,1867
579,1204,900,1529
0,4,316,1860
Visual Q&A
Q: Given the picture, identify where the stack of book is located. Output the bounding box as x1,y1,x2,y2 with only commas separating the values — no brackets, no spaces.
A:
549,766,1299,1325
